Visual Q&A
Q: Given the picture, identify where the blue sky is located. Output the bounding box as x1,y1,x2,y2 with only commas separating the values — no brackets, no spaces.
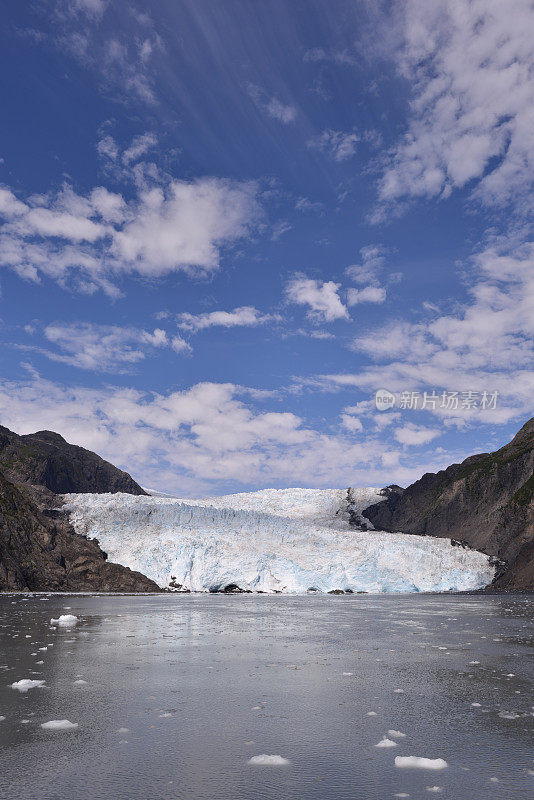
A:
0,0,533,495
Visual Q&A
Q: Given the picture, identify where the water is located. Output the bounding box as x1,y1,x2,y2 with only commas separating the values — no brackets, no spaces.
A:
0,593,532,800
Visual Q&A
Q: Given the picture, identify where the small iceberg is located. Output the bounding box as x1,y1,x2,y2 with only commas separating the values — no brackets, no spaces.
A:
40,719,79,731
11,679,45,693
50,615,78,627
395,756,448,770
248,754,290,765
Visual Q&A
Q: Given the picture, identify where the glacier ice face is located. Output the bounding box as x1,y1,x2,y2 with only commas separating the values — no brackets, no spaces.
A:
63,487,495,594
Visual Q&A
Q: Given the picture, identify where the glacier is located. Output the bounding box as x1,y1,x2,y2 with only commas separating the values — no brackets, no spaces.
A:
62,487,495,594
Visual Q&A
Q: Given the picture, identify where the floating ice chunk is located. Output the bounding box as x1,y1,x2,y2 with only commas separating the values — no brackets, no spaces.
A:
366,711,377,716
117,727,130,734
394,689,404,694
469,661,480,665
342,672,353,676
375,737,397,747
50,615,78,628
394,794,410,798
471,703,481,708
40,719,78,731
395,757,448,770
0,716,5,721
248,754,290,766
73,679,87,685
11,679,45,693
498,711,519,719
388,730,406,738
426,787,443,793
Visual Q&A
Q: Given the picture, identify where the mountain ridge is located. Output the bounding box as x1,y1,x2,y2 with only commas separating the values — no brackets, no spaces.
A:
0,425,146,495
362,418,534,589
0,425,158,592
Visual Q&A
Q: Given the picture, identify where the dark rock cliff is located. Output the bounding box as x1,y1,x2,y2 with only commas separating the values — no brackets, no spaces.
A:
0,425,159,592
0,473,159,592
0,426,146,495
362,418,534,590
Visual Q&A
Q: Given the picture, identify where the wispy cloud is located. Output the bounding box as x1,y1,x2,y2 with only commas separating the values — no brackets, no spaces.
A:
247,84,297,124
347,286,386,305
308,129,360,162
177,306,276,333
345,244,390,305
302,234,534,425
376,0,534,216
0,174,260,295
21,321,191,372
304,48,359,67
0,372,463,494
38,2,165,104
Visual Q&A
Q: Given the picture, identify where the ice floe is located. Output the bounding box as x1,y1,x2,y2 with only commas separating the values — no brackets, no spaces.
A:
395,757,448,770
375,737,398,747
40,719,78,731
248,754,291,765
50,614,78,627
11,679,45,693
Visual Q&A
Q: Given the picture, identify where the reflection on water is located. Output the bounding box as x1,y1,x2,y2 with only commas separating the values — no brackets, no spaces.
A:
0,593,532,800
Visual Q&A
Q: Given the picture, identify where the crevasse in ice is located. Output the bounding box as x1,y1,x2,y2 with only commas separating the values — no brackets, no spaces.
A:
62,487,495,593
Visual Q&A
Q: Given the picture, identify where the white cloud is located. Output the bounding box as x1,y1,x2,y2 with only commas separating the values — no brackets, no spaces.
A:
68,0,107,20
378,0,534,212
171,335,190,354
295,197,324,214
121,133,158,165
352,321,434,361
347,286,386,305
394,423,441,446
308,129,360,161
304,48,358,67
265,97,297,124
340,414,363,433
112,179,259,277
0,373,464,494
285,274,349,322
248,85,297,124
345,245,388,284
33,322,190,372
345,245,389,305
49,2,164,104
304,234,534,425
96,135,119,162
0,177,260,293
177,306,275,333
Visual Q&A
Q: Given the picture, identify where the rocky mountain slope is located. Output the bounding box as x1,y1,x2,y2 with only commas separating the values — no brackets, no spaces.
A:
362,418,534,590
0,426,146,494
0,426,159,592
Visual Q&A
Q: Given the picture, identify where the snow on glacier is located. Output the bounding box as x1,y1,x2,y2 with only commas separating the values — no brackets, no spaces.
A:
62,487,495,593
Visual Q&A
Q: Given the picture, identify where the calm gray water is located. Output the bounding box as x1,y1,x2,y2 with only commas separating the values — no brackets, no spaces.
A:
0,593,532,800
